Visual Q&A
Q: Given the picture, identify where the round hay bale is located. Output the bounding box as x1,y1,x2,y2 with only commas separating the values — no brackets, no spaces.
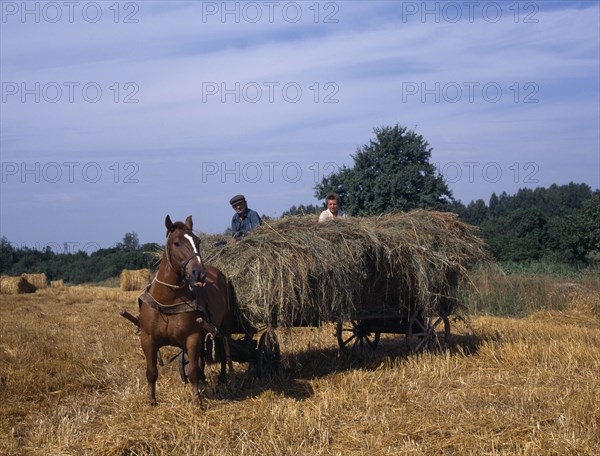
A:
120,269,153,291
23,273,47,290
50,279,64,288
0,275,37,294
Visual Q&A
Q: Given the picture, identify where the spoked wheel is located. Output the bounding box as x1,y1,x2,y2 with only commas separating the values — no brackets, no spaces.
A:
406,310,450,353
256,329,281,380
336,320,381,353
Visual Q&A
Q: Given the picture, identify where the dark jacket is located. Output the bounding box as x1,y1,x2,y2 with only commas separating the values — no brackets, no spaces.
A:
231,209,262,239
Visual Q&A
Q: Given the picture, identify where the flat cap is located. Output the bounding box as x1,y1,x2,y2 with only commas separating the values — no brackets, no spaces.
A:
229,194,246,206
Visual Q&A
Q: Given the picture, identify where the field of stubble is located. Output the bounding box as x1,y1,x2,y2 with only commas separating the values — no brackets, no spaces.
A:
1,280,599,455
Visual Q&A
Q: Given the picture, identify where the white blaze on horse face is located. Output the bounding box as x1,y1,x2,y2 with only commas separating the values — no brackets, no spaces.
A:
183,234,199,255
183,233,206,286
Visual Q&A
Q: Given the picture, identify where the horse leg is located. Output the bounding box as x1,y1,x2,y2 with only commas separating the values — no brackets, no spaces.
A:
141,334,159,406
185,335,204,407
198,333,213,385
225,338,234,378
217,335,234,384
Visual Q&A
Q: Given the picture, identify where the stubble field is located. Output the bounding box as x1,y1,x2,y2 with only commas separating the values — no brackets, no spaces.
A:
1,278,599,455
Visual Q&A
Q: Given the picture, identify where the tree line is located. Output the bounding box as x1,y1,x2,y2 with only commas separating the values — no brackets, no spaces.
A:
1,125,598,283
0,234,160,284
451,184,599,263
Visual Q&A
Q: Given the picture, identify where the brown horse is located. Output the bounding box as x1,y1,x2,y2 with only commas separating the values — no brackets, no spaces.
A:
138,215,233,406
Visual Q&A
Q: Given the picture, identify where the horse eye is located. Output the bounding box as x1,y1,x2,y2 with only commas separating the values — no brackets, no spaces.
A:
174,241,181,247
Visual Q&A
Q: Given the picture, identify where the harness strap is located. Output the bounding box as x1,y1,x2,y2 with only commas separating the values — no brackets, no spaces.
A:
152,275,186,289
138,286,198,315
179,251,201,271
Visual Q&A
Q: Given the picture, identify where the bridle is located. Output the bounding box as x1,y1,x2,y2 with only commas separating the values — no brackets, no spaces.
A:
157,230,206,289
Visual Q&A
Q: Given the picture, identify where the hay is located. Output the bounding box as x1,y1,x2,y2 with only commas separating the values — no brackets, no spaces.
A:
0,275,37,294
120,269,153,291
23,273,47,290
203,210,491,327
50,279,64,288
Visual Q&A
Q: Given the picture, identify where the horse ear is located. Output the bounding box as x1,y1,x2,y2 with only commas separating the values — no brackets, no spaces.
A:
185,215,193,230
165,215,175,235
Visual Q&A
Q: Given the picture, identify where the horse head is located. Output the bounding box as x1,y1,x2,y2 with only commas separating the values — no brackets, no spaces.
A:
164,215,207,290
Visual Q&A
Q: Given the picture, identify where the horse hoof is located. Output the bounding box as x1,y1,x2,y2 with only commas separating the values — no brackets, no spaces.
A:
192,395,205,409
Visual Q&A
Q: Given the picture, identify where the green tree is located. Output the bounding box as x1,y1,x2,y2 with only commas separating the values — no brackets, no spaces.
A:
0,237,16,273
281,204,321,217
482,208,548,261
117,232,140,251
551,191,600,262
478,184,597,263
580,191,600,254
314,125,452,215
450,199,488,226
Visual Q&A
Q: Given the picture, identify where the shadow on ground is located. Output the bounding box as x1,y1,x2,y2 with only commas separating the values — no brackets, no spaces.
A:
200,326,501,402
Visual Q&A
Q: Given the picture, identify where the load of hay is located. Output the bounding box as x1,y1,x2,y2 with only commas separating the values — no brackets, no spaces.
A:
0,275,38,294
120,269,153,291
50,279,64,288
202,210,491,327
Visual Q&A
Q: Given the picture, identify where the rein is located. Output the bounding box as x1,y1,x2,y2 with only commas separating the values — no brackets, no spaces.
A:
153,275,186,289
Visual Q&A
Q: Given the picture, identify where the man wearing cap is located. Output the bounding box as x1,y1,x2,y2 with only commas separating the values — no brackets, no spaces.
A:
229,194,262,243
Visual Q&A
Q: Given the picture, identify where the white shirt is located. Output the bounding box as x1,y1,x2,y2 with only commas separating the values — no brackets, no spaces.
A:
318,209,347,223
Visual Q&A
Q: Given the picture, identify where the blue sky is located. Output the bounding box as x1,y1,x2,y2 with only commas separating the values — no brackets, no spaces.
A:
1,0,599,252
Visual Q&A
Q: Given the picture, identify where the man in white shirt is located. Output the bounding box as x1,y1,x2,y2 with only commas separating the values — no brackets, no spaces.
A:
318,192,347,222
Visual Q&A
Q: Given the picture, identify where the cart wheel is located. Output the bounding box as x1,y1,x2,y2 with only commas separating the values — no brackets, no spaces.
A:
336,320,381,353
178,349,189,383
256,330,280,380
406,310,450,353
